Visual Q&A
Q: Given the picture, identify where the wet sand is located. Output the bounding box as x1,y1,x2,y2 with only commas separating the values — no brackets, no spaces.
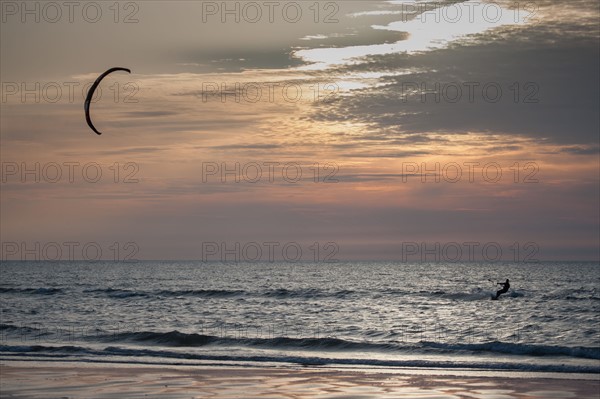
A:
1,361,598,398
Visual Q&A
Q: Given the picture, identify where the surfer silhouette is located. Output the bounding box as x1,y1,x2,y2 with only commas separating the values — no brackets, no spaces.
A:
494,279,510,299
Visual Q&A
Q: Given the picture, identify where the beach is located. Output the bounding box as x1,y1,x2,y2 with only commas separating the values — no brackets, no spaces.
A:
1,361,599,398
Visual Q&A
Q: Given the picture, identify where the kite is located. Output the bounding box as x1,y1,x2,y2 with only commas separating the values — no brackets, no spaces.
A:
84,67,131,135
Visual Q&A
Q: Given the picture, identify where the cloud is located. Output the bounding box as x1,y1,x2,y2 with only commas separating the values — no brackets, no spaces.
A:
209,144,283,150
305,19,599,145
339,150,430,158
122,111,180,118
557,145,600,155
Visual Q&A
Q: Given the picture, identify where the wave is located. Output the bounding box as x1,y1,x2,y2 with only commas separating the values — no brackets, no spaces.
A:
87,287,512,301
421,341,600,360
0,324,30,332
0,323,51,338
427,288,516,301
1,344,598,374
97,330,600,360
158,289,245,298
0,287,62,295
5,325,598,361
543,288,599,301
2,285,530,301
108,331,218,346
83,288,245,299
432,290,492,301
262,288,355,299
83,288,149,298
83,287,354,299
102,330,394,351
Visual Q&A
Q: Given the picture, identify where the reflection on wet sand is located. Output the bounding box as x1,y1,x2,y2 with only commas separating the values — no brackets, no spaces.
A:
1,363,597,399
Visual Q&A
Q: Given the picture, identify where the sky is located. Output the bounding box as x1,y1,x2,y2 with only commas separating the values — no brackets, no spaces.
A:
1,0,598,261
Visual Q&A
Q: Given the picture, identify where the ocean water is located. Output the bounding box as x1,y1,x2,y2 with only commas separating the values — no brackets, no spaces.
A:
1,261,599,373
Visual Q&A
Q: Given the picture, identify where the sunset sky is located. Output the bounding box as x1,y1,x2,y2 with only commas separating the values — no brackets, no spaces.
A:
1,0,598,261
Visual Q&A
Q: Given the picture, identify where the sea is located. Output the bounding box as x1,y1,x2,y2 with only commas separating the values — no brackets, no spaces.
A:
1,261,599,374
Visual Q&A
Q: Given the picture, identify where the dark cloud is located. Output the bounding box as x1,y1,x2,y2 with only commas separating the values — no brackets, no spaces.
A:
485,145,523,153
332,173,420,183
210,143,283,150
557,145,600,155
307,16,599,146
122,111,180,118
95,147,166,156
340,150,430,158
